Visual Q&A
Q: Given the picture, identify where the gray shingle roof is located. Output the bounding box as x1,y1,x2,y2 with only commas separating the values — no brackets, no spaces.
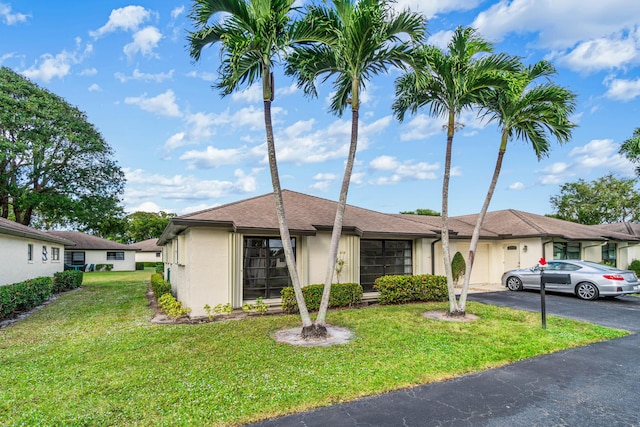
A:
129,238,162,252
157,192,640,245
0,217,74,246
594,222,640,238
158,190,437,244
46,231,133,250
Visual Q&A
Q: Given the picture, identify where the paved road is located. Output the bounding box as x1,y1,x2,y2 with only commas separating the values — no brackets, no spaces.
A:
248,291,640,426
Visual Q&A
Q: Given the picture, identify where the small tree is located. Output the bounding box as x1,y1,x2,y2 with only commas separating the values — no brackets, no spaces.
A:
451,251,466,287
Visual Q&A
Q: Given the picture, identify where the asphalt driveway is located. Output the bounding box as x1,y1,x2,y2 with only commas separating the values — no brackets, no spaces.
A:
248,291,640,426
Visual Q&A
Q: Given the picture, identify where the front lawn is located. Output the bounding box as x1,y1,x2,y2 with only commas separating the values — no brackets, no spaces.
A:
0,271,627,426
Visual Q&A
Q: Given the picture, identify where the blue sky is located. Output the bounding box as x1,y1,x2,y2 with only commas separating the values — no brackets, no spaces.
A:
1,1,639,217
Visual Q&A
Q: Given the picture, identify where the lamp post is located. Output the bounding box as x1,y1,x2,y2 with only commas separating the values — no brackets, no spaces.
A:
539,257,547,329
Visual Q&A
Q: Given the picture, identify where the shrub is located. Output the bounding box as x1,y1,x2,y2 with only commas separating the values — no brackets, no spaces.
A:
94,264,114,272
451,251,466,286
628,260,640,277
242,297,269,315
0,277,54,319
374,274,448,305
155,263,164,275
135,262,145,271
150,273,171,298
204,303,233,319
281,282,363,314
158,293,191,319
53,271,83,293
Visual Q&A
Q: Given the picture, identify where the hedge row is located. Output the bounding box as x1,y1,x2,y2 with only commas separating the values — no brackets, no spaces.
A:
281,283,363,314
0,271,83,320
150,273,171,299
374,274,448,304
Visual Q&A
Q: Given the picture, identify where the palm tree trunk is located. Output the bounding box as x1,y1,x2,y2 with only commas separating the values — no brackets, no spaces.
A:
316,105,359,327
263,99,313,330
443,110,460,315
458,131,508,310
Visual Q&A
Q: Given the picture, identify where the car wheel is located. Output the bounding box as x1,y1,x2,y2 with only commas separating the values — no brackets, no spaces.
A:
506,276,523,291
575,282,599,300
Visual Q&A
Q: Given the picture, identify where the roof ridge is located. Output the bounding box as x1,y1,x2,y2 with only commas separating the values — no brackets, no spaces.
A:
508,209,548,234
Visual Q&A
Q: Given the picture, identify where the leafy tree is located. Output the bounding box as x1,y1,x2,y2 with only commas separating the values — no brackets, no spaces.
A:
619,127,640,176
550,174,640,224
285,0,426,335
187,0,317,337
458,60,576,310
124,211,176,243
400,208,440,216
0,66,125,232
393,26,518,316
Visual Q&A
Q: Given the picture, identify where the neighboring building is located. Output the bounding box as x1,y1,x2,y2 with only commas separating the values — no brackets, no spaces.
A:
158,191,639,317
593,222,640,265
129,238,163,263
0,217,74,286
47,231,136,271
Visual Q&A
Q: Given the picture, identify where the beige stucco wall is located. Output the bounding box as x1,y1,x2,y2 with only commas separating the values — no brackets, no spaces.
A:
135,251,162,263
0,234,65,286
66,250,136,271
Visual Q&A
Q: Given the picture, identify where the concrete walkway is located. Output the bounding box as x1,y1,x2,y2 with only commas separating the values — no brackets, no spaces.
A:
248,291,640,427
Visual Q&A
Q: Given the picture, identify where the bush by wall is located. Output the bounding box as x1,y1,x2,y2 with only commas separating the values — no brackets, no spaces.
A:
135,262,145,271
158,293,191,319
374,274,448,305
150,273,171,299
154,263,164,274
53,271,83,293
281,283,363,314
0,277,53,319
628,259,640,277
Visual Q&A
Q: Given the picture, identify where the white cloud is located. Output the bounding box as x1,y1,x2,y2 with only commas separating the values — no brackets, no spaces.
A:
391,0,482,19
0,2,28,25
509,182,524,190
180,146,246,169
79,67,97,76
538,139,635,184
171,6,185,20
231,83,262,103
400,114,446,141
124,26,163,59
123,167,261,207
428,30,454,50
21,51,75,82
604,77,640,101
473,1,640,48
90,6,151,38
88,83,101,92
125,90,181,117
130,201,161,213
115,68,174,83
369,155,439,185
186,70,217,82
556,32,640,73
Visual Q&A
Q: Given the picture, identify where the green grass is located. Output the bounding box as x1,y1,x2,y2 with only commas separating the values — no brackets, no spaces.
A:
0,271,628,427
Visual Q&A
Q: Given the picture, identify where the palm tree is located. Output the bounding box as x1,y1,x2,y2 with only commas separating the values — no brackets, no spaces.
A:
457,60,577,311
187,0,316,336
393,26,519,316
619,127,640,176
285,0,426,333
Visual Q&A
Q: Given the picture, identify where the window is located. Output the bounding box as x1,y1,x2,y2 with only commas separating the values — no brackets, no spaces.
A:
52,247,60,261
27,244,33,262
65,251,85,266
155,252,161,258
107,251,125,260
360,240,412,292
243,237,295,299
553,242,581,260
602,243,617,267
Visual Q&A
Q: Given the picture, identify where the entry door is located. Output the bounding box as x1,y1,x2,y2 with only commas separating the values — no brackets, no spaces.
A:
504,244,520,271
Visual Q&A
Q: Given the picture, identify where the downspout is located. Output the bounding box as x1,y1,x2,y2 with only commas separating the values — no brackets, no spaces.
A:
431,237,442,274
541,239,553,260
